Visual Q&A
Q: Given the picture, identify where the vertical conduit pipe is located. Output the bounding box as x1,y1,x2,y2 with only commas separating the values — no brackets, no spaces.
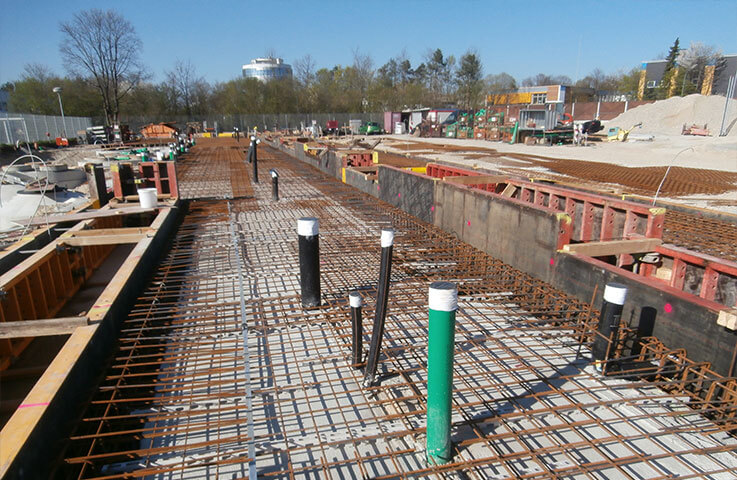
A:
270,169,279,201
250,136,259,183
592,283,628,374
350,291,363,367
426,281,458,465
362,228,394,387
298,217,320,308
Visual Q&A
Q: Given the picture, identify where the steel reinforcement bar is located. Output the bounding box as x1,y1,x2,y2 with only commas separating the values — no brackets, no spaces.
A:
54,141,737,479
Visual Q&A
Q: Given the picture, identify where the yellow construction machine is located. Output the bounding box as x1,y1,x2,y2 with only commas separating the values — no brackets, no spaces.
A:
607,122,642,142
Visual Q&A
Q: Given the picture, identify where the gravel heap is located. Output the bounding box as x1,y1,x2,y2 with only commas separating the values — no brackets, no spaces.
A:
608,94,737,136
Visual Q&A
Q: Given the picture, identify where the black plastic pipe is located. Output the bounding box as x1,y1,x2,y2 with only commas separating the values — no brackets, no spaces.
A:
270,169,279,201
298,217,320,308
363,228,394,387
251,136,259,183
349,291,362,368
592,283,628,374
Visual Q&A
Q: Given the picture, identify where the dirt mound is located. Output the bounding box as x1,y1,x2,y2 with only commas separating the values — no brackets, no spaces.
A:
608,94,737,136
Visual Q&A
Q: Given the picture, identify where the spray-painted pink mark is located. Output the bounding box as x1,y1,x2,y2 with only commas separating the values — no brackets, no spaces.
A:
467,220,471,226
664,303,673,313
19,402,49,409
398,193,401,198
430,206,435,212
549,257,555,266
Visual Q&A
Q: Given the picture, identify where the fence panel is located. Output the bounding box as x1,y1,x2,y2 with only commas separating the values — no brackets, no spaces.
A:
118,113,383,133
0,112,93,144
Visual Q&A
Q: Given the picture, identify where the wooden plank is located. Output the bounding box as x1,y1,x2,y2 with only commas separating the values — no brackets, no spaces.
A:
443,174,508,185
562,238,662,257
0,317,88,339
62,227,152,238
24,206,158,226
59,233,149,247
500,183,517,197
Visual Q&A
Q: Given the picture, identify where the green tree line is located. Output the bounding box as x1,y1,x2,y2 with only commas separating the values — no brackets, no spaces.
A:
2,51,647,121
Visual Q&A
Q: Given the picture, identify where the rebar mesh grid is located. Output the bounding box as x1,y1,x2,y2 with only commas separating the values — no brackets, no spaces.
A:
663,210,737,262
57,142,737,479
177,142,253,199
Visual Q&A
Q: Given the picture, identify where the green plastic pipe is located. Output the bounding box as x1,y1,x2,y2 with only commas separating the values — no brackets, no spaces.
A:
426,281,457,465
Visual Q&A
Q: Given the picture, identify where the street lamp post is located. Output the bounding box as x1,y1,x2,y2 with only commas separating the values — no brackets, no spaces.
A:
52,86,66,138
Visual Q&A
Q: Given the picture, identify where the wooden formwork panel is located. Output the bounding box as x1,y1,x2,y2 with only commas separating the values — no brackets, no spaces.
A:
0,216,121,370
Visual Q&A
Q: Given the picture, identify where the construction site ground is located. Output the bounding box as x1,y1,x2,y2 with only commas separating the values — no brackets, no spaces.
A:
54,138,737,479
360,134,737,214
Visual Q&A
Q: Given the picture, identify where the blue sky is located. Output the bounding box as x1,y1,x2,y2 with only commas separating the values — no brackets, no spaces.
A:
1,0,735,85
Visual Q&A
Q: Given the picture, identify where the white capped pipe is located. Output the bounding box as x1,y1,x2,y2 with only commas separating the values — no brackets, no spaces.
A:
429,281,458,312
349,292,362,308
380,228,395,248
298,217,319,237
603,283,628,306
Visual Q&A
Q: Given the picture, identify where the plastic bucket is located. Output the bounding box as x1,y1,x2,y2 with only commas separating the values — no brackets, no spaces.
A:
137,188,158,208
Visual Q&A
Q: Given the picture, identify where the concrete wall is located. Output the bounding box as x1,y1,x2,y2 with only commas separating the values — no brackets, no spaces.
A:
378,166,435,224
293,144,343,179
434,180,561,281
278,138,736,377
552,253,736,376
344,168,378,197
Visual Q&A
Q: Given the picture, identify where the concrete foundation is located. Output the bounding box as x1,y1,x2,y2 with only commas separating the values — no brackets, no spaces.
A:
275,138,737,377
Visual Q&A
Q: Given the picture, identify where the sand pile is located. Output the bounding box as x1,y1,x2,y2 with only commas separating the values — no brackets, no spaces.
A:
608,94,737,136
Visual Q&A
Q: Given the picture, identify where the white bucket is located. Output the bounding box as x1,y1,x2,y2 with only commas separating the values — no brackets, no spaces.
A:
137,188,158,208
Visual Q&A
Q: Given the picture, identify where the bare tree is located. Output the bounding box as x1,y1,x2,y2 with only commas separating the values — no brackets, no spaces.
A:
59,9,146,126
521,73,572,87
484,72,517,93
293,54,316,86
677,42,725,95
165,59,207,117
